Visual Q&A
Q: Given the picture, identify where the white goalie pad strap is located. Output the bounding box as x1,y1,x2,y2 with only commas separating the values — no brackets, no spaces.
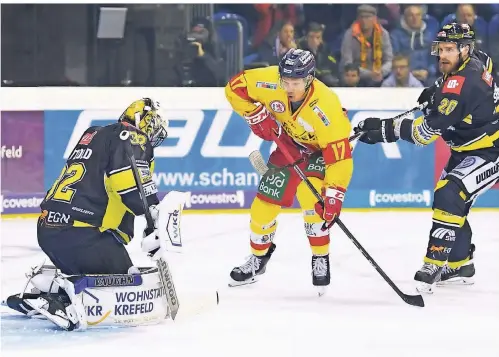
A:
31,267,60,294
54,275,88,330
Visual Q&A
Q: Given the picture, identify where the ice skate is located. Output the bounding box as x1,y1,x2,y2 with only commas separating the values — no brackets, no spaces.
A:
414,262,443,294
437,245,476,286
437,263,475,286
24,293,79,331
229,243,276,287
4,293,43,317
312,254,330,296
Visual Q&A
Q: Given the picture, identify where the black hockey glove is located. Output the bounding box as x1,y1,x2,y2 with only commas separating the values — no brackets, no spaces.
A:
355,117,397,145
417,78,443,107
417,85,436,106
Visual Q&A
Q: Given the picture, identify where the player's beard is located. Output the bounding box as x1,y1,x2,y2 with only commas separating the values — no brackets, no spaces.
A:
439,58,458,75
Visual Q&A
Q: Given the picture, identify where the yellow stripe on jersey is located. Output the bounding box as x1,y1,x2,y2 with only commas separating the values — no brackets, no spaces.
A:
450,130,499,152
107,167,137,194
150,158,155,173
101,175,133,243
432,208,466,227
112,229,131,244
487,57,493,73
462,114,472,124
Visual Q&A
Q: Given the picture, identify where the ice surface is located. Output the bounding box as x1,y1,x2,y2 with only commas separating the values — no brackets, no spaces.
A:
1,211,499,357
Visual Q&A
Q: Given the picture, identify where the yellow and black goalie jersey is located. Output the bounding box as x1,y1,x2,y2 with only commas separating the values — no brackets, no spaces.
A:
400,54,499,151
40,122,159,243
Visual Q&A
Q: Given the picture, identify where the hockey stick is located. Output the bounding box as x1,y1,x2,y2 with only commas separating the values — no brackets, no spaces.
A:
251,130,425,307
351,102,428,141
123,129,180,320
252,103,428,176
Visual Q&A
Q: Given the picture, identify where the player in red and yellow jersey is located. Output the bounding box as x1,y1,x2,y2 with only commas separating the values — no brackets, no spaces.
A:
225,49,353,294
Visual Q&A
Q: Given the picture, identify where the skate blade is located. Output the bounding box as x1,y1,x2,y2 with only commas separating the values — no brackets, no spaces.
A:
415,282,435,294
228,276,259,287
316,286,327,297
436,276,475,287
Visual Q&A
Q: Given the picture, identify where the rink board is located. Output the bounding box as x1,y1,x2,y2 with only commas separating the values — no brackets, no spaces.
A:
1,88,497,215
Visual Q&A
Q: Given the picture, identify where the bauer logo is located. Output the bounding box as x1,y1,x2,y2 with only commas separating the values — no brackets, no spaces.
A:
368,190,432,207
184,190,246,209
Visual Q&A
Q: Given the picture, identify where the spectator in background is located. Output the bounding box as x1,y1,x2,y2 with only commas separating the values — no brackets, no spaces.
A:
258,21,297,65
490,19,499,78
390,5,436,86
340,64,368,87
427,4,455,21
340,5,393,87
448,5,487,51
252,4,298,49
175,18,225,87
381,54,424,87
298,22,340,86
379,4,402,31
475,4,499,21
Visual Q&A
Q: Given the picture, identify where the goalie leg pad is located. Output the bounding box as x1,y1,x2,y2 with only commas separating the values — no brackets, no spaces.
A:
7,265,169,329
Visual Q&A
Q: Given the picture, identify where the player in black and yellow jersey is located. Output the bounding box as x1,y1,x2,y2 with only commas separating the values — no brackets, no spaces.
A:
38,98,168,275
355,23,499,293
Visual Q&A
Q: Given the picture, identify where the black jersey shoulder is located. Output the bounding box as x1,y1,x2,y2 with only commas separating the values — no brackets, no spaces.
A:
439,56,493,99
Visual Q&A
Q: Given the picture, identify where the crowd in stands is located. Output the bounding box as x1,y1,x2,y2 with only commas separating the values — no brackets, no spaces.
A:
211,3,499,88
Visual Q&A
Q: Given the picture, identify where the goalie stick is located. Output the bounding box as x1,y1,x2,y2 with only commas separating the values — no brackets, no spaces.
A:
123,127,180,320
248,107,427,307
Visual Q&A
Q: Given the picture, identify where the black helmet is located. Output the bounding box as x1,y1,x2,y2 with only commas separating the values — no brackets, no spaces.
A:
431,22,475,57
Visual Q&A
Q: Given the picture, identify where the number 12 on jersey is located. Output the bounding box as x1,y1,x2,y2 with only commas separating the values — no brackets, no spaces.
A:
45,163,87,204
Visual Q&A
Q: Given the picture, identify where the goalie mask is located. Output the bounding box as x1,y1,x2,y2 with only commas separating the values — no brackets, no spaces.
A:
119,98,169,148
